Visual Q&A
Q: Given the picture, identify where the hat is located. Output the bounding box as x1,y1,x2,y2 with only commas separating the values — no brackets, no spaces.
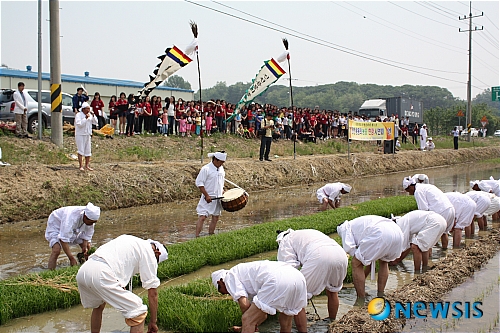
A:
417,174,427,181
84,202,100,221
342,184,352,193
80,102,90,112
403,176,415,189
147,239,168,263
478,181,492,192
422,124,427,127
276,228,293,244
428,137,433,141
211,269,228,290
207,151,227,161
470,180,479,188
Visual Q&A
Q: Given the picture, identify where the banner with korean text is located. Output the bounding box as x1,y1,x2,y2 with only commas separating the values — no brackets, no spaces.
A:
348,120,394,141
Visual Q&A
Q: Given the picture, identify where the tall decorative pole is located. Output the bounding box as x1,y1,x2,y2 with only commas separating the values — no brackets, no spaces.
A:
190,21,203,164
282,39,295,159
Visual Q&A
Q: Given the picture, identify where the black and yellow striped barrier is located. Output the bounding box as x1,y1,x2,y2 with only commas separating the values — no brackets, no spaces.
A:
50,84,62,113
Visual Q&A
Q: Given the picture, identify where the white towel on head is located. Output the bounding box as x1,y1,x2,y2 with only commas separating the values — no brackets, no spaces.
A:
211,269,228,289
84,202,100,221
208,152,227,161
403,177,414,189
342,184,352,193
147,239,168,263
276,229,293,244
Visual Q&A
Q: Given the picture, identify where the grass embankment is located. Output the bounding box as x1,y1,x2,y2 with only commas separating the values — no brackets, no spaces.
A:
0,196,416,326
1,131,498,165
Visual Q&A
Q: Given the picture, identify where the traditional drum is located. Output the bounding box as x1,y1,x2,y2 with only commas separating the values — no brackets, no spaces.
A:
221,188,249,212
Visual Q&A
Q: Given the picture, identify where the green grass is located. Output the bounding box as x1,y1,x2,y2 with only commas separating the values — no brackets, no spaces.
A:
0,195,417,325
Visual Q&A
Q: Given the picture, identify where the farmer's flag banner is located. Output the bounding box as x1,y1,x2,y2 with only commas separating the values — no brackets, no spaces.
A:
227,58,285,122
137,44,194,98
348,120,394,141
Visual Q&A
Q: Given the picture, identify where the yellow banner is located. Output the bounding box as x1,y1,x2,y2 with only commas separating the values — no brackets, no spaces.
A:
348,120,395,141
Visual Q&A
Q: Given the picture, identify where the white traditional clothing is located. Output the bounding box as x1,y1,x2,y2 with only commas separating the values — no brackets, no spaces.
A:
74,108,98,157
337,215,404,266
212,260,307,316
277,229,347,299
445,192,476,229
316,182,351,204
484,194,500,216
45,204,97,248
195,161,225,216
76,235,165,320
395,210,447,252
412,174,430,184
465,191,492,217
426,139,435,151
478,180,500,197
419,126,427,150
414,184,455,232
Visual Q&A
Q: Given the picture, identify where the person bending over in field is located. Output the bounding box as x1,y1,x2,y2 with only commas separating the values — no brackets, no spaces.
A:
316,182,352,211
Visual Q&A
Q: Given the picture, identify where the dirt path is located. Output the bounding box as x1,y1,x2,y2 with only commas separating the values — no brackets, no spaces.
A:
329,229,500,332
1,146,499,223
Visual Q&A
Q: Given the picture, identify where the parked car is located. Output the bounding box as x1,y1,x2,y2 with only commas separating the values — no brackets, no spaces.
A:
494,130,500,137
0,89,75,133
460,128,479,137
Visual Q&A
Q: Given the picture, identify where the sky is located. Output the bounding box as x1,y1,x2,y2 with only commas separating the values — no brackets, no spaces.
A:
1,0,498,101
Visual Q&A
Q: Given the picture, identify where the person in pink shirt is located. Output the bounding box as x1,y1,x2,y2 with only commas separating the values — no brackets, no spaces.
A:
206,112,213,136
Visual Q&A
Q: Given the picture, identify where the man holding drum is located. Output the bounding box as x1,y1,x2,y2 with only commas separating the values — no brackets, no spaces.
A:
195,151,226,237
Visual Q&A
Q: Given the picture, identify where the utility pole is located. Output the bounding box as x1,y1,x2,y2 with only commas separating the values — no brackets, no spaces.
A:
37,0,42,140
459,1,483,142
49,0,63,147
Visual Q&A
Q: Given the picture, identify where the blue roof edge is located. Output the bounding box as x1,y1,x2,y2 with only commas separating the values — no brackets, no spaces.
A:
0,68,194,93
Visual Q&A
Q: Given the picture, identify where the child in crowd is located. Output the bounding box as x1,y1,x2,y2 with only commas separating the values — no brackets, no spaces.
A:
206,112,213,136
157,116,162,134
248,126,256,138
237,123,244,136
161,107,168,136
243,125,250,139
186,111,193,137
195,112,202,136
211,118,218,134
178,114,187,137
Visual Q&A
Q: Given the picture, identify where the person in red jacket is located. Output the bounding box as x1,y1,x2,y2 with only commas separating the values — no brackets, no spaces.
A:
90,92,105,130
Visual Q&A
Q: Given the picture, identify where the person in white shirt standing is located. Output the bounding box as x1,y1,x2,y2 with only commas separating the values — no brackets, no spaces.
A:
45,202,100,269
75,102,98,171
195,151,226,237
13,82,30,138
76,234,168,333
419,124,428,150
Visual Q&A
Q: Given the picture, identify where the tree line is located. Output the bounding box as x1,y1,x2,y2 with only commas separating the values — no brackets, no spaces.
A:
167,76,500,133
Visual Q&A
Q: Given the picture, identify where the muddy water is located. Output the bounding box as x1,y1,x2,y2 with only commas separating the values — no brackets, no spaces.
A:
1,162,498,280
0,163,499,332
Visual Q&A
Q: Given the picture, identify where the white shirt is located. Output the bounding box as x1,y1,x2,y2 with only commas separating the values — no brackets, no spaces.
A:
420,127,427,139
445,192,476,224
75,112,98,136
167,104,175,116
92,235,160,290
13,90,29,114
396,210,445,250
45,206,95,244
317,183,345,201
478,180,500,197
195,162,225,198
426,141,435,150
466,191,494,217
414,184,453,215
277,229,341,269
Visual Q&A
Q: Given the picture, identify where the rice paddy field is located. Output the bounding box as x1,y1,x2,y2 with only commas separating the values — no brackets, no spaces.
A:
0,195,417,329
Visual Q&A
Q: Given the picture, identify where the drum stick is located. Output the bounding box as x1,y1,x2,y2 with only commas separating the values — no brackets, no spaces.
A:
210,197,224,200
224,179,249,196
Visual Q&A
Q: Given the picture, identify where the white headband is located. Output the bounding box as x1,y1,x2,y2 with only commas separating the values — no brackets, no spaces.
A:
84,202,100,221
208,152,227,161
211,269,228,290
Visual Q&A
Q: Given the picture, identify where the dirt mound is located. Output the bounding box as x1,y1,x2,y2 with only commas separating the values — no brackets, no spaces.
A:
329,229,500,333
1,146,499,223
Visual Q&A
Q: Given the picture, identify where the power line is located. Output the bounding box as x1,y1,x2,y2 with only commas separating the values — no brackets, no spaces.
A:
184,0,483,89
214,0,466,74
388,1,458,28
340,2,465,54
426,1,463,16
485,15,499,30
473,56,499,74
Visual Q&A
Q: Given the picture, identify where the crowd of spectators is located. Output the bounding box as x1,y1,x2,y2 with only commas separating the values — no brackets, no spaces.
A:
88,91,420,145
